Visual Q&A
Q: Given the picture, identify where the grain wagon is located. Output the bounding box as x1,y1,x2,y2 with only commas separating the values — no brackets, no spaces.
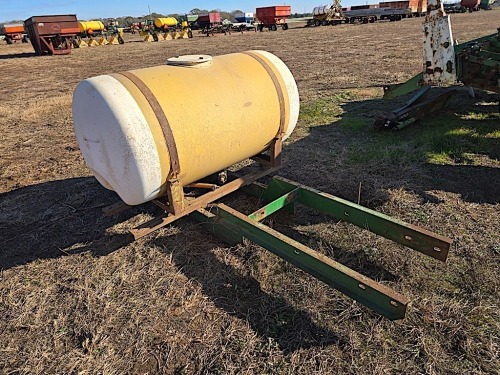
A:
24,15,79,55
255,6,291,31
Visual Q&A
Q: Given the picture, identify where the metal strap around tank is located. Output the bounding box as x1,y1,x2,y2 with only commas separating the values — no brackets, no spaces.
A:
117,71,181,177
241,52,286,137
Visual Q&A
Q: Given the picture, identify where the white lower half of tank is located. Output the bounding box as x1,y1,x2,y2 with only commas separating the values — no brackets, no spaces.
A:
72,75,163,205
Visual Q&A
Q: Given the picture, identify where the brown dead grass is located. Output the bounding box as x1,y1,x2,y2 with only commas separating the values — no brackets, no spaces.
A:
0,10,499,374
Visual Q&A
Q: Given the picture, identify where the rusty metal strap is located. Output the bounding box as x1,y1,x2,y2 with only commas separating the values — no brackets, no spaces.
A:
117,71,181,177
242,52,286,137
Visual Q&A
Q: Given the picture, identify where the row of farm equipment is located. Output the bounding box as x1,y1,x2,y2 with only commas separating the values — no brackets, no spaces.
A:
74,20,124,47
1,8,292,53
138,17,193,42
0,15,125,54
139,8,291,40
307,0,496,26
3,0,497,54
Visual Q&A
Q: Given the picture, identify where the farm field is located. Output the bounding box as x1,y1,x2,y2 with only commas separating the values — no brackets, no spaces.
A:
0,10,499,374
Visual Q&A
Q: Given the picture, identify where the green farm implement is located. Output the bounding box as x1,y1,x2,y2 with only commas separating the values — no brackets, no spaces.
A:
376,0,499,130
106,170,451,321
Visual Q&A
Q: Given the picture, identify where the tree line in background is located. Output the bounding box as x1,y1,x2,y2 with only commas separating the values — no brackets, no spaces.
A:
1,8,313,26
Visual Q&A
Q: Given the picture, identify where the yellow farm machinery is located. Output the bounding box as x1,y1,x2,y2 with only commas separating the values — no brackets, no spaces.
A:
75,20,124,48
72,51,453,321
140,17,193,42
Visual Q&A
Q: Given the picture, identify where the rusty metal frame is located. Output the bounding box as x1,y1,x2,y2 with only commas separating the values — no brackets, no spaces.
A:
384,30,500,100
106,136,284,240
39,35,73,55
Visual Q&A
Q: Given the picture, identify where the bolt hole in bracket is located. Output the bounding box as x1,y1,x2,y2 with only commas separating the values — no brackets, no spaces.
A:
105,175,452,321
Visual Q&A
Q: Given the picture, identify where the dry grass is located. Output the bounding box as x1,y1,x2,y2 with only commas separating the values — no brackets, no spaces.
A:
1,11,499,374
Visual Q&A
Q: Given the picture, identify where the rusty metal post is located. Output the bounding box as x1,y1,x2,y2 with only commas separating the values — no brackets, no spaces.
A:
422,0,457,85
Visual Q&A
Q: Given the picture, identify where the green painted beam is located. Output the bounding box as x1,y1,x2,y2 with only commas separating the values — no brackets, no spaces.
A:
263,177,297,202
248,188,299,222
193,204,408,320
383,73,423,100
467,53,500,67
240,181,267,199
454,32,498,53
271,177,452,262
191,207,243,246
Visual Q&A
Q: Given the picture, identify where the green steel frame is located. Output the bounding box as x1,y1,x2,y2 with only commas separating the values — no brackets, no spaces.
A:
190,176,452,320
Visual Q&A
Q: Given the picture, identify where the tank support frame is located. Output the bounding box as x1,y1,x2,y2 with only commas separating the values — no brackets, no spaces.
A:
103,136,284,237
103,142,452,320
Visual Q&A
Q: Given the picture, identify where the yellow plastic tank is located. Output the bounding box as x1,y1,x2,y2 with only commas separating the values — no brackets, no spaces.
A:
72,51,300,205
78,20,105,33
154,17,177,28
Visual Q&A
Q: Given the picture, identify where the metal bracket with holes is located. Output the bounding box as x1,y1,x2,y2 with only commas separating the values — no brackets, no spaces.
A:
190,176,452,320
105,174,452,320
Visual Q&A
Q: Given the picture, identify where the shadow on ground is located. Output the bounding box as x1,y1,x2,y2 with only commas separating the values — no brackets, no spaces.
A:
0,176,345,353
0,177,140,269
0,52,37,59
283,89,499,206
150,226,345,353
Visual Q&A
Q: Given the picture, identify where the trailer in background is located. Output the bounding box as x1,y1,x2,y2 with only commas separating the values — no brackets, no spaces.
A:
255,6,291,31
139,17,193,41
379,0,427,16
196,12,222,28
308,1,414,26
195,12,232,36
234,12,254,23
343,6,411,23
309,0,345,26
24,15,79,55
0,24,28,44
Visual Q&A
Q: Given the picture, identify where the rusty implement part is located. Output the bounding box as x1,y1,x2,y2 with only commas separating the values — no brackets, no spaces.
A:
374,86,457,130
129,166,281,240
190,176,453,320
385,31,500,100
103,201,131,216
185,182,219,190
422,0,456,86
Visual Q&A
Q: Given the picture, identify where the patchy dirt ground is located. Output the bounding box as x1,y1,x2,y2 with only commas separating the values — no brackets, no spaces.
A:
0,11,499,374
